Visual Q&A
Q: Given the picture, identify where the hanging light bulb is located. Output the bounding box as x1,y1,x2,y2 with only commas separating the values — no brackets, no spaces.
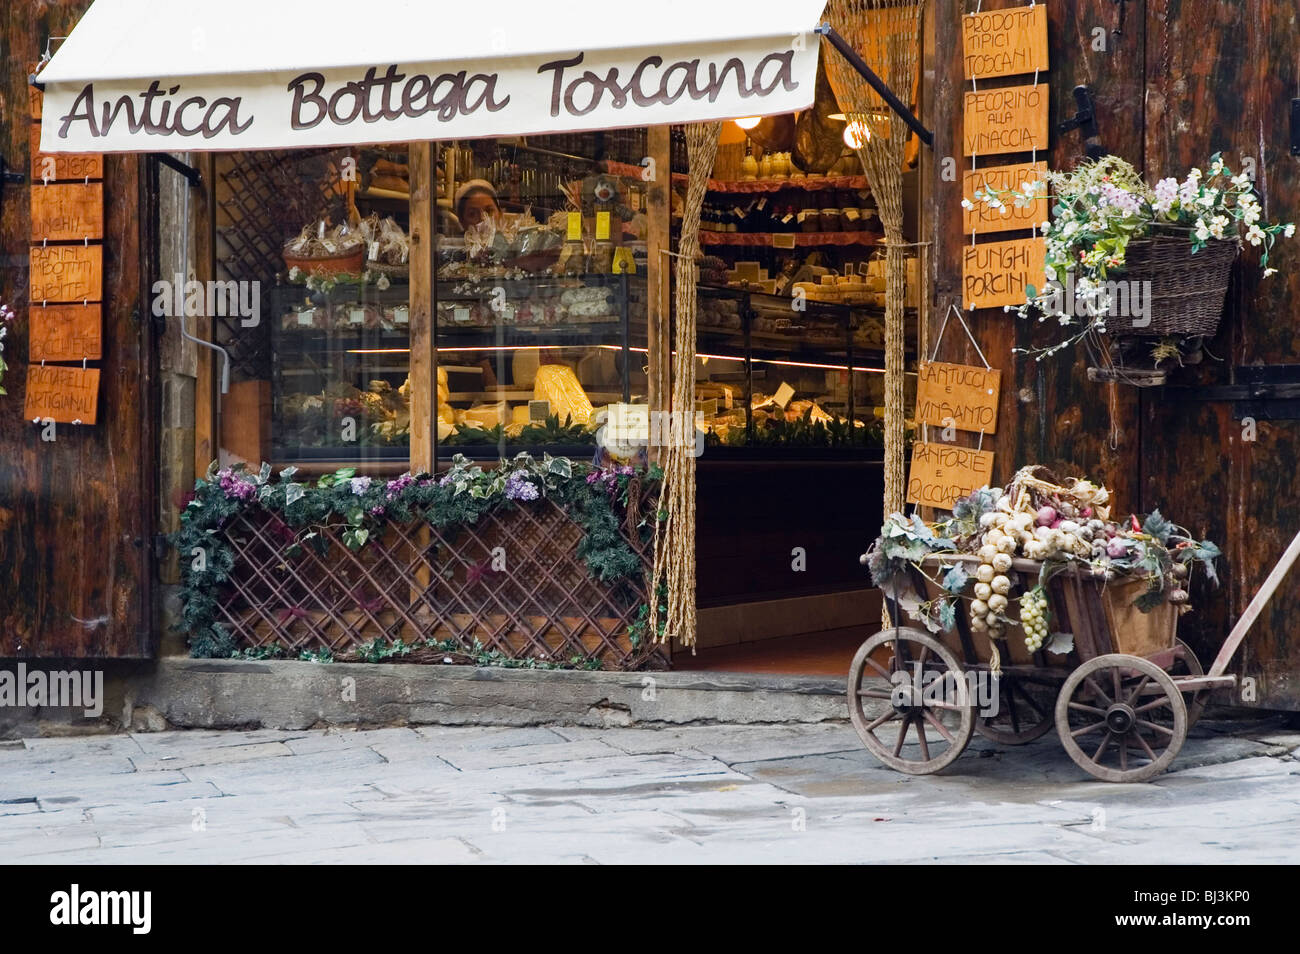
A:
843,119,872,149
734,116,762,130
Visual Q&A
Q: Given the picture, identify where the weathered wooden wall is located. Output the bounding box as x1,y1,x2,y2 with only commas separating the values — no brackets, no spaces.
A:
928,0,1300,708
0,0,153,657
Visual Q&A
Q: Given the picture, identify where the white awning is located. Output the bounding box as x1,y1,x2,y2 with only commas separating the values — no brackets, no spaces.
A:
36,0,828,153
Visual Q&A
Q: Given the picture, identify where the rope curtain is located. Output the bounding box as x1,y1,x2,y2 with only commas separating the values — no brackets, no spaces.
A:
823,0,923,525
650,121,722,649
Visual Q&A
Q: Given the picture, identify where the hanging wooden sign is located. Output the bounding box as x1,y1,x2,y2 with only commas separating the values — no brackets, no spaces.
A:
907,441,995,510
915,361,1001,435
963,5,1049,80
962,237,1046,310
30,182,104,243
963,85,1049,155
22,364,100,425
963,161,1048,235
29,245,103,303
29,125,103,182
28,62,41,120
29,304,103,362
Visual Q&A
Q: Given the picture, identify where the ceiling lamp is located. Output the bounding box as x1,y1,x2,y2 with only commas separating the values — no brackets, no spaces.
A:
843,118,871,149
734,116,762,130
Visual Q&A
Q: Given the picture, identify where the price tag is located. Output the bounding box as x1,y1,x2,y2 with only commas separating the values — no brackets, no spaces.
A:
368,241,380,261
595,211,611,240
567,212,582,240
296,308,315,327
452,306,469,323
349,307,365,325
772,233,796,250
394,306,409,324
773,382,795,408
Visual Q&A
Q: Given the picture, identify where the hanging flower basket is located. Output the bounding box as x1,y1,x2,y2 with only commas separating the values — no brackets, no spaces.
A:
1111,230,1240,338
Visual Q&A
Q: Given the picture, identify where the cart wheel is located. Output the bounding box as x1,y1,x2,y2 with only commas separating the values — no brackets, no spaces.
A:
976,674,1056,745
1055,653,1188,782
1170,638,1208,728
848,627,975,775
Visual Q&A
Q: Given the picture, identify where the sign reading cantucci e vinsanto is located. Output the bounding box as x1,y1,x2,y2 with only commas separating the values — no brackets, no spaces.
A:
962,4,1049,80
907,441,995,510
915,361,1001,435
962,237,1046,310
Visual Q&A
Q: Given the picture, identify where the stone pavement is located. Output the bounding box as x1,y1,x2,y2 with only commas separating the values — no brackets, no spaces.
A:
2,716,1298,863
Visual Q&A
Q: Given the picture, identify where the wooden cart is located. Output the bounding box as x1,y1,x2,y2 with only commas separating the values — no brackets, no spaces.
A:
846,532,1299,782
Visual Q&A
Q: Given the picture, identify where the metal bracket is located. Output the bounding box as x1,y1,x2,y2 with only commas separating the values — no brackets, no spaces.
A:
0,155,25,186
150,152,202,188
1291,98,1300,157
1057,85,1105,160
814,23,934,149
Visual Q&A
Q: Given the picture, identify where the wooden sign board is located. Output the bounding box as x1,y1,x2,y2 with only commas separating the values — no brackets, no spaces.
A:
907,441,995,510
29,245,102,303
29,62,41,120
23,364,100,425
963,85,1049,155
29,125,104,182
963,5,1049,80
962,237,1046,310
963,161,1048,235
30,182,104,243
915,361,1001,435
29,304,103,362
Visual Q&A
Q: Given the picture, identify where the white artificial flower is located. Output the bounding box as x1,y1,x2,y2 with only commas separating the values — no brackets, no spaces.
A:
1194,219,1211,241
1209,215,1229,239
1231,173,1251,189
1041,220,1052,233
1286,224,1296,238
960,198,974,210
1197,188,1219,208
1188,167,1203,181
1247,224,1265,246
1264,267,1279,278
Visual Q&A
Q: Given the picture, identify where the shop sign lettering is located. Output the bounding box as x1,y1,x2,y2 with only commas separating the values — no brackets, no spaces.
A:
23,364,100,425
29,125,102,181
963,6,1049,80
30,182,103,243
963,85,1048,155
915,361,1001,435
962,238,1045,310
907,441,995,510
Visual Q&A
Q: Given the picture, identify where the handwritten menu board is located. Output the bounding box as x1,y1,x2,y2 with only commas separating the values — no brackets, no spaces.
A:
963,161,1048,235
29,304,103,362
963,5,1049,80
907,441,996,509
915,361,1001,435
22,365,100,425
27,72,106,425
962,238,1046,310
30,182,103,243
29,245,103,303
963,85,1049,155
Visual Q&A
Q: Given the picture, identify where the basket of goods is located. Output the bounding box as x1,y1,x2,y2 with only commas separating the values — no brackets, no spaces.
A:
864,465,1221,669
973,154,1294,351
283,219,366,278
357,215,410,281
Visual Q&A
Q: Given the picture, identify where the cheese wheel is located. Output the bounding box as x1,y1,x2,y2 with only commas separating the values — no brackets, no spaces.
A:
533,365,593,425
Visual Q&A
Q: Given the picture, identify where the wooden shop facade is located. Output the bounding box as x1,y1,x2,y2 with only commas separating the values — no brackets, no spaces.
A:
4,0,1300,710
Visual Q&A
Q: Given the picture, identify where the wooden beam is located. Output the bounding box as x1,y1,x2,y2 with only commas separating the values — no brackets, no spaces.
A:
193,153,217,478
408,141,436,474
645,125,672,464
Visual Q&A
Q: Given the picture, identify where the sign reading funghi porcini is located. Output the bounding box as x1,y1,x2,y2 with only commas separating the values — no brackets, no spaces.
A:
915,361,1001,436
962,237,1046,310
907,441,996,510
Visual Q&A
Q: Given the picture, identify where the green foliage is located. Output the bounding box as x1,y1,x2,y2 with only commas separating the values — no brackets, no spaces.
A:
172,454,658,661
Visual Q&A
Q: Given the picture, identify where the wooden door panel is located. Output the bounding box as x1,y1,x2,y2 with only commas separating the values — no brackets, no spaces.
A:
0,0,152,657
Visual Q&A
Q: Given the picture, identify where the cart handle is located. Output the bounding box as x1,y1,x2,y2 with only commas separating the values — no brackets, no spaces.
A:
1208,526,1300,678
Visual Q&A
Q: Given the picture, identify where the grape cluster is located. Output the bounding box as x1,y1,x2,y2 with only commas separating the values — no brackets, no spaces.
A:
1021,585,1049,651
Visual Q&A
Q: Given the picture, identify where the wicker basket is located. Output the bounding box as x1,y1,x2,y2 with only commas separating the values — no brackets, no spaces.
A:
1110,232,1239,338
283,247,364,278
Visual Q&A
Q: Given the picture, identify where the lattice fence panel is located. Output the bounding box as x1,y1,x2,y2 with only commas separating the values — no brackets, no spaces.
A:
211,484,663,669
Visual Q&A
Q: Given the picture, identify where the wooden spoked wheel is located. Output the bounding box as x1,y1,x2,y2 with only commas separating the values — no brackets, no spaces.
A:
1055,654,1188,782
1169,638,1208,728
976,674,1057,745
848,627,975,775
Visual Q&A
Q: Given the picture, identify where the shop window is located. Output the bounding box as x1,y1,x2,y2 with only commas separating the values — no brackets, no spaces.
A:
213,146,412,472
433,133,648,459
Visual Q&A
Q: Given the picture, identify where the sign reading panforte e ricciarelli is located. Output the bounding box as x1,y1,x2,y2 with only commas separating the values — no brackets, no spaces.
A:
915,361,1001,435
907,440,995,510
962,237,1046,310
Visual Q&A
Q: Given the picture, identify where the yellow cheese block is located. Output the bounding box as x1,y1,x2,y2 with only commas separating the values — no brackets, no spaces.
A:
533,364,593,425
512,404,531,425
462,401,509,428
437,419,456,440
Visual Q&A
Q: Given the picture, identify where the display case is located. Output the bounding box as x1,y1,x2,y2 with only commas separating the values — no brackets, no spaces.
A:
269,281,412,464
